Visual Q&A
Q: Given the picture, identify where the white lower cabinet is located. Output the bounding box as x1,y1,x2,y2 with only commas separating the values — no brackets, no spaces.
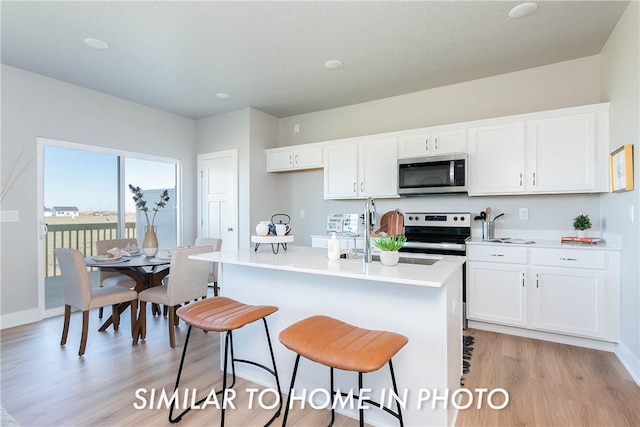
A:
467,244,619,342
530,266,606,339
467,261,527,326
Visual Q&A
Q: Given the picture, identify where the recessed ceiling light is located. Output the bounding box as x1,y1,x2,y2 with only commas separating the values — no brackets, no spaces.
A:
324,60,344,70
216,93,231,100
509,2,538,19
83,37,109,50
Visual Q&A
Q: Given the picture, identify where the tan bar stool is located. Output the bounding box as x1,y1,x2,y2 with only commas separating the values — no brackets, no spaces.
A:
169,297,282,427
279,315,409,427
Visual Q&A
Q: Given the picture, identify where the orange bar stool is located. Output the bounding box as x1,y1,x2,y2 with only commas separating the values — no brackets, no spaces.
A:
169,297,282,427
279,315,409,427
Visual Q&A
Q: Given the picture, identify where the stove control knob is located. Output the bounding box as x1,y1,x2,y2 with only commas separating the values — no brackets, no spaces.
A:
460,216,465,221
453,216,458,221
408,216,413,221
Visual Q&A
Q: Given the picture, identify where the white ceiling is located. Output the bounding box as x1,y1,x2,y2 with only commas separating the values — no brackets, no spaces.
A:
1,1,629,120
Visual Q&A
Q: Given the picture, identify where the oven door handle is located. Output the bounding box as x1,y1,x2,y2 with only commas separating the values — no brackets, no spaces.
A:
403,242,467,251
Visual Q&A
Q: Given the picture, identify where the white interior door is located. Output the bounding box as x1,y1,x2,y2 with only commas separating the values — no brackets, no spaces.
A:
198,150,238,250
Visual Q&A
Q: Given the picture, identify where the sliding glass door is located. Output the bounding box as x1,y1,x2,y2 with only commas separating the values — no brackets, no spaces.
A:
41,139,178,316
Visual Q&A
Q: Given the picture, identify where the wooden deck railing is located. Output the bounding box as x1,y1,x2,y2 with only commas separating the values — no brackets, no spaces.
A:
45,222,137,278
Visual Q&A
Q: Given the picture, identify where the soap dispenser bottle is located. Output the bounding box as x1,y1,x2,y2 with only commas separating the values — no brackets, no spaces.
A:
328,233,340,260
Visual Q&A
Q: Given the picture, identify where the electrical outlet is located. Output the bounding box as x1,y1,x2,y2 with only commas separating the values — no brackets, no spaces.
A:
294,124,300,133
519,208,529,220
299,209,305,219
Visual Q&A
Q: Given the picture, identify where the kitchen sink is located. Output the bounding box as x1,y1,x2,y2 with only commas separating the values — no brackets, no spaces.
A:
372,255,440,265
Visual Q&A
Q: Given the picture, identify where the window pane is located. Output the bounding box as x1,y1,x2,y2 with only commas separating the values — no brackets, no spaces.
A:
124,158,177,251
43,146,119,310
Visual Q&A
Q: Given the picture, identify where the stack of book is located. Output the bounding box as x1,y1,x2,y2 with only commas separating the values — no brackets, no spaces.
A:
561,236,604,245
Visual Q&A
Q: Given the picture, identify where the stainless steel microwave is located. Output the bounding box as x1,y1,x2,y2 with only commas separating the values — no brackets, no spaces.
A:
398,153,467,195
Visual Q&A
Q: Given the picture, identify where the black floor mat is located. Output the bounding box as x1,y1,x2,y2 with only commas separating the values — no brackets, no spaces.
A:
461,335,475,386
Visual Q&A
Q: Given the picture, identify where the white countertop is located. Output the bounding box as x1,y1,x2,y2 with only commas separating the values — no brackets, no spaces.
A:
191,246,464,288
466,236,621,251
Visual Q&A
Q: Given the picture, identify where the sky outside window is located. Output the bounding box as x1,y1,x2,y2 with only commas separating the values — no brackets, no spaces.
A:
44,146,176,213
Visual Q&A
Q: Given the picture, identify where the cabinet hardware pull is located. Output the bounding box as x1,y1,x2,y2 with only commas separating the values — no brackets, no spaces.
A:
559,257,578,261
425,138,429,151
227,227,234,232
294,153,298,164
536,273,539,288
522,273,525,287
532,172,536,186
360,182,364,192
519,173,523,186
489,253,505,257
289,154,293,165
435,137,438,150
352,182,356,193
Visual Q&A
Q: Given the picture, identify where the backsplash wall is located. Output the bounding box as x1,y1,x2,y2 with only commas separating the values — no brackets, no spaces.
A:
279,169,602,246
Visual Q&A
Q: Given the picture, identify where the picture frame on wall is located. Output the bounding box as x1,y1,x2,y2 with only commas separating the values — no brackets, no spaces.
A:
610,144,634,192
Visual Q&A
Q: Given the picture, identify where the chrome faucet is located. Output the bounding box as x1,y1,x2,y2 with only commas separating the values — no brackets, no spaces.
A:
363,197,377,263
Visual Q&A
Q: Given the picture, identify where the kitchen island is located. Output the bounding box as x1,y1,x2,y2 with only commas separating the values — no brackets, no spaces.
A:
191,246,464,427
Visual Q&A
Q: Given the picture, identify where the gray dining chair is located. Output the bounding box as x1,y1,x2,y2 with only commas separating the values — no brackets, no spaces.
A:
194,237,222,295
135,245,213,348
55,248,138,356
96,238,138,319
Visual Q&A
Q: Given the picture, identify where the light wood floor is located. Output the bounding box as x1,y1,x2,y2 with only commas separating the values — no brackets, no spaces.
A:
1,311,638,426
456,329,640,427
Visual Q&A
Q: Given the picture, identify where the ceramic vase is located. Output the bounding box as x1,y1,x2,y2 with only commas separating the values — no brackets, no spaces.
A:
379,250,400,266
256,221,270,236
143,225,158,257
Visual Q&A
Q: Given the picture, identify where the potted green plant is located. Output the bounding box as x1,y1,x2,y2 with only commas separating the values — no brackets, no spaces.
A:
373,235,407,266
129,185,170,256
572,214,592,238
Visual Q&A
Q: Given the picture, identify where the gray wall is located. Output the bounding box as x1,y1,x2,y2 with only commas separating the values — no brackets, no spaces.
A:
195,107,281,248
599,2,640,382
0,64,196,324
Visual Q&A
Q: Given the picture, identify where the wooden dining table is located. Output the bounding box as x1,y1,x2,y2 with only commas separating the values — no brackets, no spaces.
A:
85,254,171,331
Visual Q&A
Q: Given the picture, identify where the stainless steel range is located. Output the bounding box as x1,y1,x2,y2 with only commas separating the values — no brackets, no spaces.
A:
401,212,471,256
401,212,471,329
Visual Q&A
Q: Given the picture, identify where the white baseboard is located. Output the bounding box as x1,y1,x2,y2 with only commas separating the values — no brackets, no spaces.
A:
467,320,617,352
615,341,640,386
0,308,41,330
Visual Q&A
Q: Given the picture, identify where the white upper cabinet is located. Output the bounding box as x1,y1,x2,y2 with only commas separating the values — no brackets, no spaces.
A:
324,136,398,199
468,103,609,195
526,112,596,192
468,122,526,194
397,128,466,158
266,143,323,172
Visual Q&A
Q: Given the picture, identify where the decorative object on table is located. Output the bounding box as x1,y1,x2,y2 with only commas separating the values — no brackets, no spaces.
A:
269,213,291,235
373,235,407,266
609,144,634,193
251,234,294,254
561,236,604,245
275,223,291,236
572,214,592,238
129,184,170,257
255,220,270,236
142,226,159,257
